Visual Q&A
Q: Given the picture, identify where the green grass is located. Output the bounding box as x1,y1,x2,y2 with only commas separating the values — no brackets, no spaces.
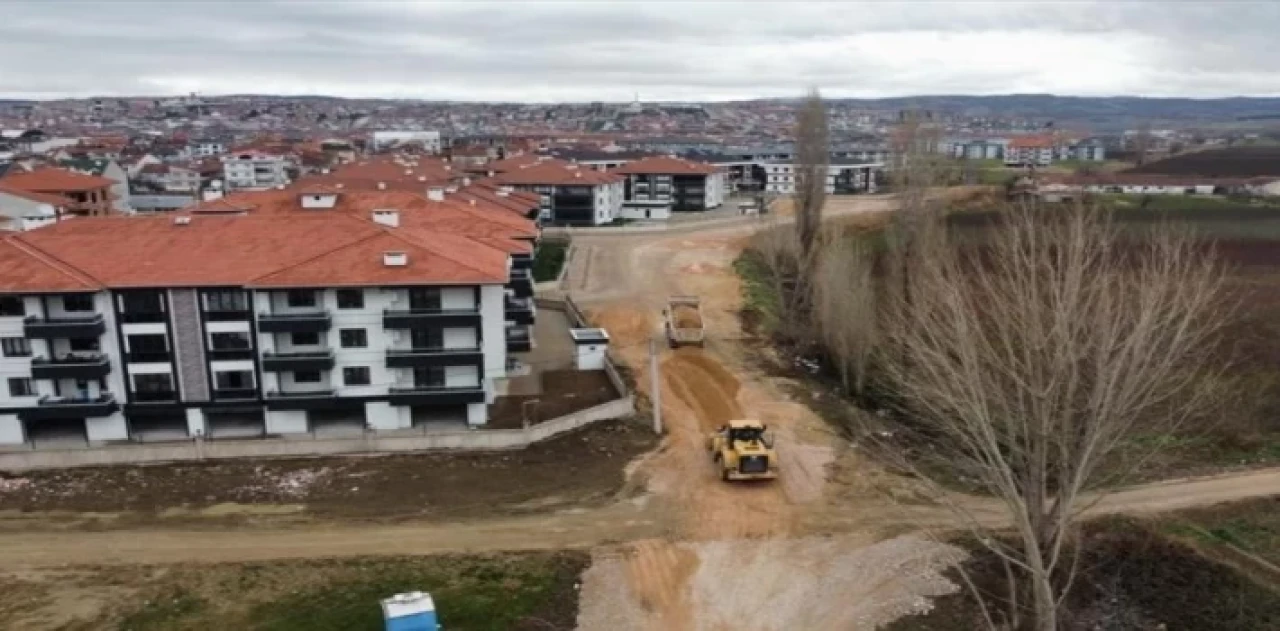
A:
1099,193,1280,213
532,239,569,283
1160,497,1280,566
732,251,784,333
106,553,588,631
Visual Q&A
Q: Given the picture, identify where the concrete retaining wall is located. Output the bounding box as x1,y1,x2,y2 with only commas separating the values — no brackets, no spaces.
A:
0,397,635,472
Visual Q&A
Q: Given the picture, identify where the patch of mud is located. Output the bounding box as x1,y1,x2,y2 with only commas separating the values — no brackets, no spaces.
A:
580,535,967,631
688,535,967,630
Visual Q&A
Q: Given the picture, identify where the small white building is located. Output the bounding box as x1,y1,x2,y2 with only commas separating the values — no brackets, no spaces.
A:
372,131,442,154
0,187,61,231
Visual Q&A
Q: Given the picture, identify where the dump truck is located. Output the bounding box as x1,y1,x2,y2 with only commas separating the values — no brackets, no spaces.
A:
707,419,779,481
664,295,705,347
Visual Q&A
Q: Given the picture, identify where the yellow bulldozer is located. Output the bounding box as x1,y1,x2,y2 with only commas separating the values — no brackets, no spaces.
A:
707,419,779,481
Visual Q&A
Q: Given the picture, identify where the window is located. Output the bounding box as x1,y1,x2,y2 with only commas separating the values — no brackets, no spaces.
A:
210,332,251,350
294,370,322,383
412,366,445,388
339,328,367,348
214,370,253,390
69,338,100,352
133,373,173,393
205,289,247,312
120,290,163,314
63,294,95,312
127,334,167,354
291,331,320,347
0,296,24,317
343,366,371,386
1,337,31,357
286,290,316,308
7,378,33,397
336,289,364,309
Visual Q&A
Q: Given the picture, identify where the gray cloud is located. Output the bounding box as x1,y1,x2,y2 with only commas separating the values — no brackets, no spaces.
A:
1,1,1278,100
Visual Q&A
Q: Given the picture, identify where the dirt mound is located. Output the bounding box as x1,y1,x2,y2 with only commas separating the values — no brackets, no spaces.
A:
662,349,742,431
671,304,702,329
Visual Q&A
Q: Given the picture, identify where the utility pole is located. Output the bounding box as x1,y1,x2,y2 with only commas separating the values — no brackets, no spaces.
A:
649,335,663,435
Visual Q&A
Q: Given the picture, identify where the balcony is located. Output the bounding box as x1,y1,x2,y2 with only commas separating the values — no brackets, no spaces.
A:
30,354,112,380
23,314,106,339
119,310,167,324
383,307,481,329
212,387,259,401
265,389,338,411
205,308,251,322
127,350,171,363
132,390,178,404
208,348,255,361
257,310,331,333
18,394,119,422
506,327,532,353
262,350,335,372
385,347,483,369
387,384,486,406
506,269,533,299
512,253,533,271
505,296,535,325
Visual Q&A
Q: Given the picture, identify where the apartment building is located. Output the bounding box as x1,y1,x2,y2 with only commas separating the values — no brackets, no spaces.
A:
763,158,880,195
223,151,290,190
1003,136,1056,167
614,156,727,212
489,159,624,225
137,164,202,193
0,189,538,448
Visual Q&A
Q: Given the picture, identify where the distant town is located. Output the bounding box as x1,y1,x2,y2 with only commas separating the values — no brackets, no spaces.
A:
4,93,1280,227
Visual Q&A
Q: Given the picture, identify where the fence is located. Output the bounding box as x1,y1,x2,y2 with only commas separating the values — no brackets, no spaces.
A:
0,397,634,472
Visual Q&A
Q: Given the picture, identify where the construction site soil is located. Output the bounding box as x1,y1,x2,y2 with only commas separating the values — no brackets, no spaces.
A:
487,369,620,429
0,419,655,526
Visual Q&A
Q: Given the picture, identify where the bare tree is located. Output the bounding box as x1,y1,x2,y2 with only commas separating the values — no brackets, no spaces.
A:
880,204,1231,630
811,232,878,396
1132,121,1152,166
793,88,829,306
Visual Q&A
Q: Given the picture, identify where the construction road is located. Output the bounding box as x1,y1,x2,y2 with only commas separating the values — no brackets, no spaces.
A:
2,196,1280,630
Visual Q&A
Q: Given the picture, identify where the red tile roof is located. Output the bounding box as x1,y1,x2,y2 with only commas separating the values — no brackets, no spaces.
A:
0,235,101,291
1008,135,1055,149
189,188,538,245
1,167,115,192
613,156,718,175
252,230,507,288
17,213,509,288
0,184,70,207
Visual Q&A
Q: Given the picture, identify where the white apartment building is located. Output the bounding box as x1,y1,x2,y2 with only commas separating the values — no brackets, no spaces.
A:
614,156,727,214
0,198,537,449
763,159,881,195
223,152,290,190
491,160,625,225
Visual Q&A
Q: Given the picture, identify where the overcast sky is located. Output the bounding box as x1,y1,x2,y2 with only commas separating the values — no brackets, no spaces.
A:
4,1,1278,101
